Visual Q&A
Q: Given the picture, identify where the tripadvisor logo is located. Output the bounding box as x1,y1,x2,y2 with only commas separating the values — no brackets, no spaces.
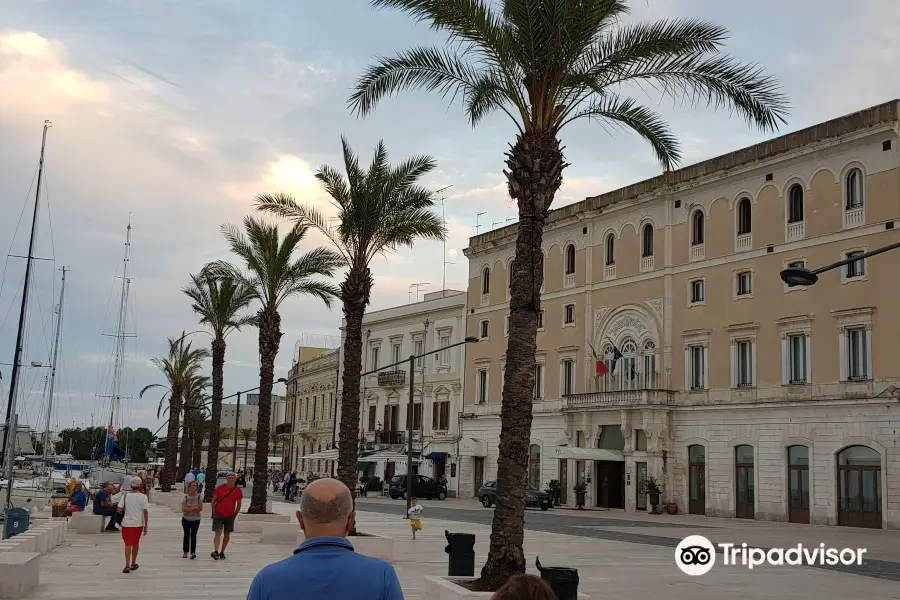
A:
675,535,867,576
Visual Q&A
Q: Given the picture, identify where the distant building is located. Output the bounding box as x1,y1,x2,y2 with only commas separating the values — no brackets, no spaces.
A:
283,346,339,476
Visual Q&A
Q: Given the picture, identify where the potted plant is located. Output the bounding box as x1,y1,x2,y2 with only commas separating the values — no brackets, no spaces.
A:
645,476,662,514
546,479,562,506
573,481,587,509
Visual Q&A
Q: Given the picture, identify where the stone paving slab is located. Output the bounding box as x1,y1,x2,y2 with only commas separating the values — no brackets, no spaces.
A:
18,500,900,599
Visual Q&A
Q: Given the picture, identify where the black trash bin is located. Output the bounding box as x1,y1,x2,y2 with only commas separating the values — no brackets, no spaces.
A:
444,530,476,576
536,556,579,600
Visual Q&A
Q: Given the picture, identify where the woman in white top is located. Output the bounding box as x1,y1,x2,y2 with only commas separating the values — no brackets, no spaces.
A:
118,476,149,574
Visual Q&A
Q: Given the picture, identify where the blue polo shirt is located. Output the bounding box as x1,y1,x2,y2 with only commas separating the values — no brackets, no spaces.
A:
247,536,404,600
71,490,87,510
92,489,110,513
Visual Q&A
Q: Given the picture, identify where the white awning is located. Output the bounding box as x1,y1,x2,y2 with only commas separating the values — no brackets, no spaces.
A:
363,450,420,463
548,446,624,462
458,438,487,457
266,457,283,464
299,449,338,460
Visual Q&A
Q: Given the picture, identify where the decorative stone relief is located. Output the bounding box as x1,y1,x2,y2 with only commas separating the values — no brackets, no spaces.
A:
451,383,462,393
608,314,648,337
646,298,663,322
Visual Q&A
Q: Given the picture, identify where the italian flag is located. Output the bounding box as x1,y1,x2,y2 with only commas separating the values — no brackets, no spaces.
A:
590,343,609,376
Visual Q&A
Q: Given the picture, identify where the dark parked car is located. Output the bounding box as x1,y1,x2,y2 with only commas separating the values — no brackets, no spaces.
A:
478,481,552,510
389,474,448,500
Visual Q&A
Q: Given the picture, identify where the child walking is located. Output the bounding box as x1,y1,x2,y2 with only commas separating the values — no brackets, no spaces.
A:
407,497,423,539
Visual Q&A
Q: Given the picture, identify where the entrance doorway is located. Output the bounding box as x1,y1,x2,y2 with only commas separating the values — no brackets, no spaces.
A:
734,445,755,519
837,445,882,529
688,445,705,515
384,461,395,482
595,461,624,509
473,457,485,493
787,445,810,524
433,458,446,483
636,462,648,511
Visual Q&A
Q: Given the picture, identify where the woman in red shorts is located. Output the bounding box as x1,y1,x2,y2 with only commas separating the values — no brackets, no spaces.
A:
117,476,150,573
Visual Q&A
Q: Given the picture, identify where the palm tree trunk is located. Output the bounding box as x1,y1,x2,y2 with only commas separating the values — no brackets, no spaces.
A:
161,385,183,492
204,337,226,501
249,307,281,513
336,266,372,496
477,132,563,591
243,439,249,470
178,419,192,481
191,419,203,469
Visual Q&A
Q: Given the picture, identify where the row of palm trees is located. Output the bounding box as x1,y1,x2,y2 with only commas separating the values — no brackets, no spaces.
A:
147,0,789,590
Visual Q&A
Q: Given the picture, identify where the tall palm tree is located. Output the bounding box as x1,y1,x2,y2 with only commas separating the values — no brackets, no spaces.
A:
257,137,445,497
238,428,256,471
206,216,341,512
349,0,788,589
179,375,210,480
140,334,209,492
191,415,210,470
183,271,255,500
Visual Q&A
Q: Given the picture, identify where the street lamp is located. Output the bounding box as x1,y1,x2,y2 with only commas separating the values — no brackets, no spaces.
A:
359,335,479,517
779,239,900,286
229,378,288,471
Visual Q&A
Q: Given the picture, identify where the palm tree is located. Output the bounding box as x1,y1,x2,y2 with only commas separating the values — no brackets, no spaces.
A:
183,271,255,500
238,428,256,471
191,415,210,470
257,137,445,496
140,334,209,492
179,375,210,479
349,0,788,589
206,216,341,512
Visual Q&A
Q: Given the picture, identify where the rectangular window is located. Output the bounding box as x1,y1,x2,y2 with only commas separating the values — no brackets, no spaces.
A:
847,328,869,380
391,343,401,365
788,334,808,384
312,396,318,419
406,403,423,430
564,304,575,324
690,280,705,303
537,311,544,330
367,405,376,431
480,320,489,339
439,334,450,365
735,341,753,387
414,340,424,368
690,345,706,390
533,364,544,400
370,346,380,371
737,272,752,296
477,369,489,404
845,251,866,278
432,401,450,430
562,360,575,396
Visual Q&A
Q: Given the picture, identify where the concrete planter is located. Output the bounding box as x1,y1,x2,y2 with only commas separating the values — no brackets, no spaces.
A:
424,576,590,600
296,531,395,563
234,513,292,533
0,552,40,599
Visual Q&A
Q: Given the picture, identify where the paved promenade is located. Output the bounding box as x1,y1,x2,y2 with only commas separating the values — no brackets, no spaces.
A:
19,497,900,599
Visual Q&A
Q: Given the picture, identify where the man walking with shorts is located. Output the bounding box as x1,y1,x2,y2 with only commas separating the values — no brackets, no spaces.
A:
211,472,242,560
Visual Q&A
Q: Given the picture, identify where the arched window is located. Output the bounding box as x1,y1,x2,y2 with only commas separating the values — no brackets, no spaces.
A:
788,184,804,223
481,266,490,295
787,445,810,523
621,339,637,390
528,444,541,489
846,168,863,209
642,340,657,387
641,224,654,257
691,211,704,245
737,198,752,235
605,234,615,265
564,244,576,275
836,445,881,528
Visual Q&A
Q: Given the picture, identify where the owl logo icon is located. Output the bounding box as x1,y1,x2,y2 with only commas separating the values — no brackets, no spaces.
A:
675,535,716,576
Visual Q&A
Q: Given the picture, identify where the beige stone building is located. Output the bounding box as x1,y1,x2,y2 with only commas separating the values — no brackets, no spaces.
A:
283,346,340,476
461,100,900,529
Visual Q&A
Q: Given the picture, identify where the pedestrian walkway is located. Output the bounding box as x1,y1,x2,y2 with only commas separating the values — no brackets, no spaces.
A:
19,500,900,599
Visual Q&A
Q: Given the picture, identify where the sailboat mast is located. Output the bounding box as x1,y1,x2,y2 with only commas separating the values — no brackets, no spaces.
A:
3,121,51,510
42,267,68,459
107,223,132,441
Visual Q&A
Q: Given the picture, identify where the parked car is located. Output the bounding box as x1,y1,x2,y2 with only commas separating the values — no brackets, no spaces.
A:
388,474,448,500
478,481,552,510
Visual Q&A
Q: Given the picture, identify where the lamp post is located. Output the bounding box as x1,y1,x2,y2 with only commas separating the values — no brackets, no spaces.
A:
359,335,479,517
780,239,900,286
228,378,288,471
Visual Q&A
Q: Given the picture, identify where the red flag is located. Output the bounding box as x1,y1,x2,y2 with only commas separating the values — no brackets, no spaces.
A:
589,343,609,377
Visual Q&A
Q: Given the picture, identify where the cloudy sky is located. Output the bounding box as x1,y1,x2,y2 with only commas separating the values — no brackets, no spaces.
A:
1,0,898,435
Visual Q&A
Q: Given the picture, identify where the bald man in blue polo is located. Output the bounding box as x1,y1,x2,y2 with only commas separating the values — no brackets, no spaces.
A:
247,478,404,600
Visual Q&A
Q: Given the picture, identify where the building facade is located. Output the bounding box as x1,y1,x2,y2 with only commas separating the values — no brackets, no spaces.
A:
336,290,468,493
284,347,340,476
461,100,900,529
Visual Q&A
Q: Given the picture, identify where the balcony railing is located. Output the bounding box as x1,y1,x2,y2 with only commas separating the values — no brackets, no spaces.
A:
736,233,752,251
604,264,616,280
843,207,864,229
378,370,407,387
787,220,805,241
690,243,705,261
373,430,405,445
564,273,575,287
297,419,331,432
640,256,654,272
274,423,292,435
562,389,675,410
